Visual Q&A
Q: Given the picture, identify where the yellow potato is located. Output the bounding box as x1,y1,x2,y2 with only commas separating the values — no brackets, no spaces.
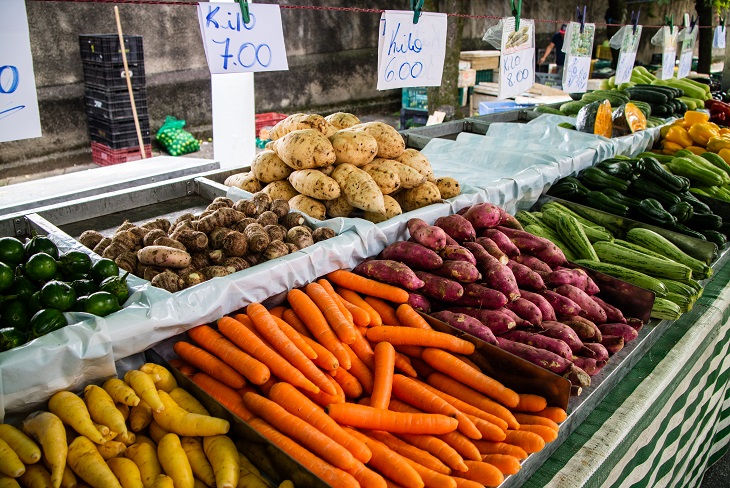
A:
139,364,178,393
152,392,229,437
148,421,170,445
103,378,140,407
67,436,123,488
203,436,239,488
148,474,175,488
0,474,20,488
157,434,194,488
181,437,215,488
107,457,144,488
85,385,129,437
49,391,106,444
22,411,67,488
0,424,40,464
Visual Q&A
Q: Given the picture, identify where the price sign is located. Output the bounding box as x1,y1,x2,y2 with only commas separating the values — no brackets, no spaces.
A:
659,26,678,80
197,2,288,74
562,22,595,93
677,28,697,79
0,0,41,143
377,11,447,90
713,26,726,49
498,18,535,100
614,25,642,85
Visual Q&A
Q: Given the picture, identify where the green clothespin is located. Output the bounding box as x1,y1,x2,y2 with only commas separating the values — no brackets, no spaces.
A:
237,0,250,25
410,0,424,24
510,0,522,31
665,14,674,34
720,13,725,32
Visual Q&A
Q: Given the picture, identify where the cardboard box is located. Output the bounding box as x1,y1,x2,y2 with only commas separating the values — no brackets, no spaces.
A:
458,69,477,87
460,50,500,71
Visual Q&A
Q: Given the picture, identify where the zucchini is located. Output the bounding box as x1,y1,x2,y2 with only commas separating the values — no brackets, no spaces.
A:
580,167,630,192
515,211,546,228
700,229,727,248
629,178,682,207
631,101,652,118
556,214,600,261
625,227,713,279
541,206,614,243
523,224,577,261
593,240,692,280
560,100,589,116
534,105,565,115
613,239,672,262
651,297,682,320
626,88,669,105
637,152,674,164
656,278,700,299
572,259,668,297
540,202,604,228
667,157,725,187
583,191,630,216
665,292,692,312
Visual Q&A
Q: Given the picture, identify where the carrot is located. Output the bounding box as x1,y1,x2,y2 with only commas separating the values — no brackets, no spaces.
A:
288,289,351,369
369,326,475,355
503,430,544,453
300,334,340,371
390,375,481,440
533,406,568,424
333,368,363,399
385,480,408,488
452,477,486,488
187,325,270,385
467,415,506,442
397,433,468,473
191,373,253,421
302,377,346,407
326,404,458,435
250,418,360,488
436,431,482,462
458,460,505,486
167,358,185,369
243,392,356,470
349,330,376,370
410,357,437,378
271,315,317,359
345,428,424,488
513,413,559,432
337,287,383,327
218,316,319,394
394,345,425,358
343,344,374,394
269,383,372,463
518,424,558,443
394,352,418,378
259,378,277,396
396,304,432,329
514,393,547,413
327,270,410,303
364,297,402,326
317,278,355,324
454,354,481,372
173,341,246,389
346,459,387,488
422,349,519,408
306,282,358,344
366,430,451,475
282,309,312,338
268,306,287,318
474,441,528,460
331,288,371,326
371,342,396,409
403,457,457,488
480,454,521,475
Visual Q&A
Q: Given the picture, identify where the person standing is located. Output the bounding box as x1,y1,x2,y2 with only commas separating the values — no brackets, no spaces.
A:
539,24,567,76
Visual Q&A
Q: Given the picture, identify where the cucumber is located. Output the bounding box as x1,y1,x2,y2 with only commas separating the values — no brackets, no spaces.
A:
651,297,682,320
540,201,604,229
556,214,600,261
613,238,673,262
572,259,668,297
534,105,565,115
560,100,589,116
625,228,713,279
626,88,669,105
593,240,693,280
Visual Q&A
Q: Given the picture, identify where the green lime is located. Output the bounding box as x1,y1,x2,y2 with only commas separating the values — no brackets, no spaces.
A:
91,259,119,284
10,275,38,301
58,251,92,280
0,262,13,292
1,300,29,332
0,237,25,265
40,281,77,312
24,235,59,260
30,308,68,338
84,291,121,317
25,253,58,282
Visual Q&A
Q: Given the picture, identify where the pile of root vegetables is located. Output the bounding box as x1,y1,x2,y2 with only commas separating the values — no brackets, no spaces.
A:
224,113,462,222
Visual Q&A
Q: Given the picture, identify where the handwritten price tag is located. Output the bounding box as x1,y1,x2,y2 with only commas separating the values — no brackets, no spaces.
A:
561,22,595,94
615,52,636,85
197,3,288,74
377,11,447,90
677,51,692,79
661,49,677,80
562,56,591,93
498,18,535,100
0,0,41,143
714,26,726,49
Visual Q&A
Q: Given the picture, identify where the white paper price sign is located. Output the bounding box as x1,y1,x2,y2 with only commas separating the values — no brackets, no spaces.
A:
377,11,447,90
660,26,678,80
677,28,697,79
713,26,726,49
562,22,595,93
614,25,642,85
498,18,535,100
197,3,288,74
0,0,41,143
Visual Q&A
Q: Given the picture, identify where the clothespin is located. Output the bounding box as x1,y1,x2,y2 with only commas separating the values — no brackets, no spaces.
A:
665,14,674,34
631,10,640,35
576,6,587,34
690,15,698,33
720,14,725,32
410,0,424,24
510,0,523,31
236,0,250,24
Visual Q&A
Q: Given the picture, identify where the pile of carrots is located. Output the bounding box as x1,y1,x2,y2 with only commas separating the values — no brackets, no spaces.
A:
171,269,567,488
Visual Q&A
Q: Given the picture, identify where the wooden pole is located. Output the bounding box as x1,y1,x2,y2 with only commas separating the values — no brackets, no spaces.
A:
114,6,147,159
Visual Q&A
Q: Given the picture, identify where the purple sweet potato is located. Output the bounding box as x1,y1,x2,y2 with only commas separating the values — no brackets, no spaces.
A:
448,307,517,334
506,260,546,291
439,245,477,265
561,316,602,342
495,338,572,374
462,242,520,301
626,317,644,332
408,218,448,251
591,296,627,324
462,203,503,230
432,260,481,283
481,229,520,258
497,307,530,328
564,364,591,388
499,330,572,359
513,254,552,273
518,289,556,321
582,342,609,361
414,271,464,302
407,218,428,234
435,214,476,242
498,210,524,230
541,321,584,353
600,335,625,355
444,234,459,247
506,298,543,326
353,259,425,291
453,283,508,309
546,268,600,295
554,284,608,324
380,241,443,271
497,226,567,268
540,290,582,317
408,293,431,313
572,357,606,376
430,311,498,345
597,323,638,343
474,237,508,264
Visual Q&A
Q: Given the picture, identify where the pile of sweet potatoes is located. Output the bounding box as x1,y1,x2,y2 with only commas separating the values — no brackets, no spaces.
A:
354,202,642,393
77,193,336,292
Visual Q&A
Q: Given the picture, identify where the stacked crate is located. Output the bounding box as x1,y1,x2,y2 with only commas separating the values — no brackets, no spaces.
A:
79,34,151,165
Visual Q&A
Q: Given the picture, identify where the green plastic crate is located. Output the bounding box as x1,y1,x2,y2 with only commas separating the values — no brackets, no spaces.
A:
475,70,493,83
401,87,428,110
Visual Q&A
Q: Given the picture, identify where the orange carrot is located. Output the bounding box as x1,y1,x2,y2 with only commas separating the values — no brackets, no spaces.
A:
259,378,277,397
173,341,246,389
271,315,317,359
385,480,409,488
467,415,506,442
345,428,424,488
218,316,319,393
167,358,185,369
337,287,383,327
306,282,358,344
366,430,451,475
396,433,468,473
288,289,351,369
518,424,558,443
479,455,521,475
177,364,198,377
454,354,481,372
394,344,425,358
346,459,387,488
458,460,505,486
327,270,410,303
300,334,340,371
269,383,372,464
513,413,559,432
394,352,418,378
333,290,371,326
371,342,396,409
365,297,402,326
533,406,567,424
396,304,432,329
452,477,486,488
343,344,374,394
191,373,253,421
243,392,356,470
317,278,355,324
302,373,346,407
368,327,475,355
474,441,528,460
282,308,313,338
187,325,270,385
250,418,359,488
436,431,482,462
422,350,520,409
514,393,547,413
503,430,545,453
333,368,363,399
403,457,457,488
268,306,287,318
410,357,437,378
247,303,336,396
326,403,458,435
349,330,376,370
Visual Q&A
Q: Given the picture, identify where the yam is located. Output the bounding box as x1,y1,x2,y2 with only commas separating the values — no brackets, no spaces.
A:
289,195,326,220
270,113,329,140
270,129,336,170
395,149,434,179
400,181,442,212
288,170,341,200
286,226,314,249
330,163,359,188
251,151,293,183
351,121,405,159
312,227,336,242
261,180,300,201
342,169,386,214
224,172,262,193
325,112,361,130
325,195,355,218
243,224,271,253
263,240,290,260
371,158,426,189
436,177,461,199
138,246,192,269
320,165,335,176
329,129,378,166
362,161,401,195
363,195,402,223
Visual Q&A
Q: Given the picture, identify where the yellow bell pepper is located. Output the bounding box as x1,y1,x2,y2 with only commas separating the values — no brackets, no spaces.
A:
720,128,730,136
683,110,710,127
719,148,730,164
664,126,694,148
688,123,720,147
661,140,684,155
707,135,730,153
709,122,722,131
685,146,707,155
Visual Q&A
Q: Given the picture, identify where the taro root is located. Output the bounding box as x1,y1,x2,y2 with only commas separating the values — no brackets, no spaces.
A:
184,272,207,288
143,229,167,247
172,213,195,228
153,236,186,251
102,241,128,260
174,229,209,252
270,199,290,218
286,226,314,249
231,218,257,233
115,251,138,274
251,192,272,215
208,250,227,265
92,237,112,255
201,266,236,279
190,252,211,270
212,196,234,207
205,201,230,212
115,220,135,234
286,243,299,253
244,253,263,266
257,211,278,227
209,227,234,249
263,240,290,261
224,256,249,272
79,230,104,249
312,227,336,242
222,231,249,257
233,199,257,216
280,212,307,230
140,218,172,233
151,270,184,292
244,224,270,253
265,224,287,242
196,208,246,234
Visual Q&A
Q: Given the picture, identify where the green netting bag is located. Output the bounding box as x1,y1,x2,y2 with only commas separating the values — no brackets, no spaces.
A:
156,116,200,156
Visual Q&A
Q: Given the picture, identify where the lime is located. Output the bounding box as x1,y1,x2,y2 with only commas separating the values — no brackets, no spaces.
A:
24,235,59,260
25,253,58,282
84,291,121,317
40,281,77,312
91,259,119,284
0,262,13,292
0,237,25,265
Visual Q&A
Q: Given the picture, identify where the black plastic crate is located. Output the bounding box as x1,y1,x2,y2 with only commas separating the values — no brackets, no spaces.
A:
82,63,146,91
85,87,148,121
80,34,144,65
400,108,428,129
88,115,151,149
